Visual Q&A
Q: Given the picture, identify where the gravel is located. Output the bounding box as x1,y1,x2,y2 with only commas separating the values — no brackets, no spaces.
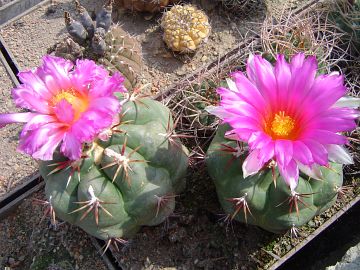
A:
0,191,107,270
0,0,263,95
0,0,14,8
0,61,37,200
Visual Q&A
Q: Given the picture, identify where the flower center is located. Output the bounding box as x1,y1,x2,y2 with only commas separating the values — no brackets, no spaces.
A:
52,90,77,105
271,111,295,137
51,89,89,120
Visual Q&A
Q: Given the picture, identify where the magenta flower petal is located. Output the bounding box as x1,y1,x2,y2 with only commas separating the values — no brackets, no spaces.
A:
60,132,82,161
17,71,53,100
230,73,268,114
21,114,58,133
242,149,264,178
247,55,277,106
209,53,359,190
274,54,291,108
0,112,35,127
0,55,127,160
290,53,305,70
278,159,298,191
19,122,64,158
71,59,109,94
40,55,73,90
12,87,50,114
30,131,65,160
275,140,293,166
302,139,328,166
292,141,314,165
54,100,75,123
248,131,272,150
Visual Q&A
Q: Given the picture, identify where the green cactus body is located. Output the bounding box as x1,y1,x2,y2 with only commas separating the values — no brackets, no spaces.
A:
39,98,188,240
206,125,342,233
54,1,143,91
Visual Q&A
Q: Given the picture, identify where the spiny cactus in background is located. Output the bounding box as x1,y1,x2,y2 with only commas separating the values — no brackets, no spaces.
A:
260,7,347,72
54,0,143,91
39,96,189,245
206,125,343,233
161,4,211,53
217,0,263,15
114,0,180,13
329,0,360,54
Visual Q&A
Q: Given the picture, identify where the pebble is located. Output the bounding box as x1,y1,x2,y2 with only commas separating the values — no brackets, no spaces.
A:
8,257,15,265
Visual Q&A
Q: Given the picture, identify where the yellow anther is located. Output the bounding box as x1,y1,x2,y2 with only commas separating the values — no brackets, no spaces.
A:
51,90,77,105
271,111,295,137
51,89,89,121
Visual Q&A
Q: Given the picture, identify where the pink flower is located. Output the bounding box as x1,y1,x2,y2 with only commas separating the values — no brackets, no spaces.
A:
0,56,126,161
208,53,359,190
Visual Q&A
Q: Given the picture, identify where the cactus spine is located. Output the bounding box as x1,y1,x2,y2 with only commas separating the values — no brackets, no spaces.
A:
54,0,143,91
218,0,262,14
39,96,189,242
161,4,211,53
206,125,343,233
329,0,360,53
114,0,180,13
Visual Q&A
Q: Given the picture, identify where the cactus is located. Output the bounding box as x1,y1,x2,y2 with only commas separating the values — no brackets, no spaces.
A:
206,125,343,233
217,0,263,15
161,4,211,53
260,7,345,72
114,0,179,13
329,0,360,54
53,0,143,91
39,96,189,242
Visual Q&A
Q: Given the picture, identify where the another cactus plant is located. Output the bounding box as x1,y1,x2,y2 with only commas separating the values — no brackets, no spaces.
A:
329,0,360,54
206,125,343,233
54,0,143,91
161,4,211,53
218,0,263,15
114,0,179,13
260,5,347,72
39,95,189,242
205,53,359,233
0,48,189,245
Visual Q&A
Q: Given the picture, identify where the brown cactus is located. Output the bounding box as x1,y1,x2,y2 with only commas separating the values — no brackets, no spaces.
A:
52,0,143,91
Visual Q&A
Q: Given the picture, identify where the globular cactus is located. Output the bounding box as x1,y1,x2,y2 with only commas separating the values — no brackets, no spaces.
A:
114,0,179,13
161,4,211,53
39,96,189,242
329,0,360,54
217,0,263,15
206,125,343,233
54,0,143,91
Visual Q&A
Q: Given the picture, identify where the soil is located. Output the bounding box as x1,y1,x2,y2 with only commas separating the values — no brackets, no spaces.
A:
0,191,107,270
111,168,274,269
110,169,359,269
0,61,37,200
0,0,14,7
0,0,265,95
0,0,359,270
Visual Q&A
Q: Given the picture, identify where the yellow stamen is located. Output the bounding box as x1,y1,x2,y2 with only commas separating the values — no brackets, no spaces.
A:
51,89,89,121
271,111,295,137
51,90,77,105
